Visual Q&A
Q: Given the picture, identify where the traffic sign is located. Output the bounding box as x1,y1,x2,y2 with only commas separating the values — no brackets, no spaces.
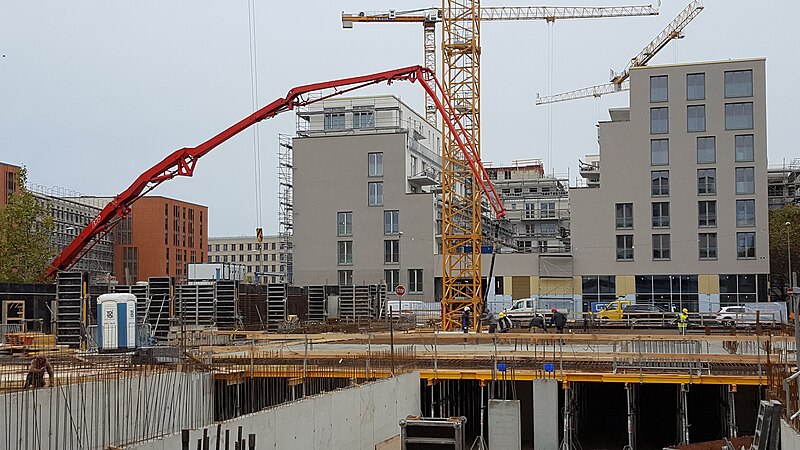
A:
395,284,406,297
789,288,794,295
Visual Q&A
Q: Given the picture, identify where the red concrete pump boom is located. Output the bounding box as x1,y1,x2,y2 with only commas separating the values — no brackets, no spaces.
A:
44,65,505,279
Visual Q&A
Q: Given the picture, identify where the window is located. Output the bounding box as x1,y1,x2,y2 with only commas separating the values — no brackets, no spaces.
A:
735,135,754,162
368,182,383,206
384,210,399,234
720,274,763,304
652,234,671,260
215,244,220,252
353,109,374,128
616,235,634,261
408,269,423,293
725,102,754,130
384,269,400,291
736,232,756,259
337,211,353,236
687,105,706,132
725,70,753,98
615,203,633,229
223,244,228,251
337,241,352,265
698,201,717,227
540,202,556,218
697,169,716,195
338,270,353,285
650,107,669,134
368,152,383,177
736,199,756,227
384,239,399,264
699,233,717,260
696,137,716,163
651,139,669,165
524,203,536,219
652,202,670,228
686,73,705,100
651,171,669,197
504,170,512,180
650,75,668,102
324,109,345,129
735,167,755,194
581,276,617,309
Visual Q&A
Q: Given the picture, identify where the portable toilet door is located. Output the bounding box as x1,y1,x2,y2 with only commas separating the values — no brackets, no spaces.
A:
98,296,119,350
126,298,137,348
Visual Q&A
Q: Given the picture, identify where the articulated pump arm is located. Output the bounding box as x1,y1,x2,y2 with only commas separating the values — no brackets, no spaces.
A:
45,65,505,279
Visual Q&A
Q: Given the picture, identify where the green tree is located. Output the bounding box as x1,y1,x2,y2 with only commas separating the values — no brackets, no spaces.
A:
0,168,55,282
769,204,800,301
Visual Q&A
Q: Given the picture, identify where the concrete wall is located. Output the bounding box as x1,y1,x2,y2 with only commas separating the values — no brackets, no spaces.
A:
782,419,800,450
0,370,212,450
126,372,421,450
532,379,558,450
488,399,521,450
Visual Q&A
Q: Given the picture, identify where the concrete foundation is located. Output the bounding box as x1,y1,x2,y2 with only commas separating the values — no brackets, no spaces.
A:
0,370,212,450
488,399,521,450
532,379,558,450
126,372,421,450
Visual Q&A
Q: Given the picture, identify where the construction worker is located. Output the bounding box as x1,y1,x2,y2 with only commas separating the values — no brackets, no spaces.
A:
549,308,567,334
462,307,471,333
23,356,54,389
529,313,547,333
498,311,512,333
484,310,498,333
678,308,689,335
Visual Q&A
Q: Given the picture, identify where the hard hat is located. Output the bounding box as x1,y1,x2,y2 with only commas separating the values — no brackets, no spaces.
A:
682,308,688,313
551,307,557,312
464,307,470,311
499,312,505,317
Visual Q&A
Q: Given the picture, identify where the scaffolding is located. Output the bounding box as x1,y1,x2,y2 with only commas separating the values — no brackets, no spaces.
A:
277,134,294,284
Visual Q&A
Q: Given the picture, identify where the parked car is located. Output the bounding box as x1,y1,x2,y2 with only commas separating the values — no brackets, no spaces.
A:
716,305,760,327
621,304,672,325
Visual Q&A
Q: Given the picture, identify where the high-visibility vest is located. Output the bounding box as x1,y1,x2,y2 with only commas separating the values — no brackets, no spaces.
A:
678,313,688,327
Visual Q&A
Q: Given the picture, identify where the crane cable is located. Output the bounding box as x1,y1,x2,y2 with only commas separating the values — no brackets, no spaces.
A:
248,0,264,232
547,22,554,175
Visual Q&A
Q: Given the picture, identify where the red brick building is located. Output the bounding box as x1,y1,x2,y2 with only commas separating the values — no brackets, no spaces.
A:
0,162,21,209
114,196,208,284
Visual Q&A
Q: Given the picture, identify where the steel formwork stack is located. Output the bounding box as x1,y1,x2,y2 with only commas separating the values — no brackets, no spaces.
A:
266,283,286,331
215,280,237,328
175,283,215,327
55,271,85,347
307,285,326,322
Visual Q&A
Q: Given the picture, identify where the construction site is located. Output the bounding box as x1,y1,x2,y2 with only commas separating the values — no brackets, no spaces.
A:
2,0,799,449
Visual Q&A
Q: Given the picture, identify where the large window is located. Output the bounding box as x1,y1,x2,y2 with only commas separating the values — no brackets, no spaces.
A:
699,233,717,260
651,139,669,165
651,171,669,197
581,275,616,310
353,108,374,128
697,169,716,195
725,70,753,98
686,73,705,100
616,235,633,261
338,270,353,285
324,109,345,130
540,202,556,218
652,234,671,260
698,200,716,227
735,135,754,162
384,239,400,264
337,241,352,265
650,75,668,102
725,102,754,130
337,211,352,236
384,269,400,291
736,199,756,227
368,182,384,206
408,269,423,293
368,152,383,177
615,203,633,229
736,232,756,259
735,167,755,194
652,202,670,228
687,105,706,132
384,210,399,234
696,137,715,163
719,274,763,305
650,107,669,134
635,275,699,311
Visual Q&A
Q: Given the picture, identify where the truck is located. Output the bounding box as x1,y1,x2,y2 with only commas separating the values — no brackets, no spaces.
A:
504,296,576,327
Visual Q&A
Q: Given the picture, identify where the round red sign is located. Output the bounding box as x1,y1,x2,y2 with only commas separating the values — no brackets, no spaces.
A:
395,284,406,296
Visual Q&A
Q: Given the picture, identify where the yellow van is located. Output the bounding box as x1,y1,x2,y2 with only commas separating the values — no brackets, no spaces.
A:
596,299,632,320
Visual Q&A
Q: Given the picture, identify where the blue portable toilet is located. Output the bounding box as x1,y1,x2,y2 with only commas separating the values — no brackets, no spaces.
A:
97,293,137,350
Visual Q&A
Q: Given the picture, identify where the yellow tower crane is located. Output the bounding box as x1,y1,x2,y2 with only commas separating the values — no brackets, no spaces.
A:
535,0,704,105
343,4,659,331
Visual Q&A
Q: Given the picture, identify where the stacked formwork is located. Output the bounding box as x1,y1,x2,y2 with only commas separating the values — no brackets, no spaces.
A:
266,283,286,331
175,283,215,327
238,284,267,330
339,285,355,321
147,277,172,340
215,280,237,328
369,284,387,318
55,271,85,347
307,285,326,322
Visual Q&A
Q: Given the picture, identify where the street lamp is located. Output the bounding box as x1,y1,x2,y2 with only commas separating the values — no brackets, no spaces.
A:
786,221,793,290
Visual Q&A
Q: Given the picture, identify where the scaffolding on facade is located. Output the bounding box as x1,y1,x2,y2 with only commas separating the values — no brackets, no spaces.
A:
277,134,293,284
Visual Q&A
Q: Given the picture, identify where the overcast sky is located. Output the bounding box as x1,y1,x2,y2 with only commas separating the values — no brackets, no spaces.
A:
1,1,796,237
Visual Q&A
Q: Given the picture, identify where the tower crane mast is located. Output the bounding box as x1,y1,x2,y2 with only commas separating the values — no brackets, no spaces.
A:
536,0,704,105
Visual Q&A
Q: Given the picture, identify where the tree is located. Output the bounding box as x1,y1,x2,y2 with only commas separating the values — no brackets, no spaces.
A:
0,168,55,282
768,204,800,301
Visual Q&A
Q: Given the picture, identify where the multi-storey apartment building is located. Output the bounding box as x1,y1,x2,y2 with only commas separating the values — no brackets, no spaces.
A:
292,95,441,300
0,162,20,209
571,58,769,311
207,235,290,284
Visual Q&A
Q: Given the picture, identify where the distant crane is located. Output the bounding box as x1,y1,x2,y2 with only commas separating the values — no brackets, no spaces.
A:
343,5,660,125
535,0,704,105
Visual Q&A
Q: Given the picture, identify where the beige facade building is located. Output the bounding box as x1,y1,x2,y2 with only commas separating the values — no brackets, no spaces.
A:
571,58,769,311
207,235,289,284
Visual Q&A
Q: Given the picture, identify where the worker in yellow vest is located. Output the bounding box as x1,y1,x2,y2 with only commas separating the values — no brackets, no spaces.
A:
678,308,689,335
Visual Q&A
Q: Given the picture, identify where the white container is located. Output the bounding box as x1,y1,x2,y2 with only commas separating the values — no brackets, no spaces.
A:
97,293,137,350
